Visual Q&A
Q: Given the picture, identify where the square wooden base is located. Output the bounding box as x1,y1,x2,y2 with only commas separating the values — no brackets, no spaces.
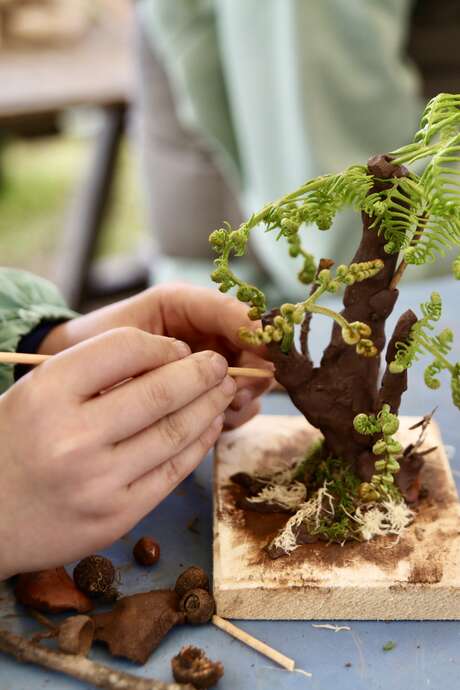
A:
213,415,460,620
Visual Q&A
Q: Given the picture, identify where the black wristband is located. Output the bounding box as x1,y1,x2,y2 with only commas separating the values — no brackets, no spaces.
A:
14,319,68,381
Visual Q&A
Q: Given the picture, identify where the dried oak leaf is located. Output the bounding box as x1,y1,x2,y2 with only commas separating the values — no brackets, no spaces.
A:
172,646,224,688
15,568,93,614
92,589,185,664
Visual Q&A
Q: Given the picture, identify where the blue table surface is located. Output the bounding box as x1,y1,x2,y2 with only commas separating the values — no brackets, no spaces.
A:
1,276,460,690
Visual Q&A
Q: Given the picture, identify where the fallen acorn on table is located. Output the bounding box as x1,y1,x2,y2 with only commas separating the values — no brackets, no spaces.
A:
179,588,215,625
132,536,161,566
73,555,116,599
175,565,209,598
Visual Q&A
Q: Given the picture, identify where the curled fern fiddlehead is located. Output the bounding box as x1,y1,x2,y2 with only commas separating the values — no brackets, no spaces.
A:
353,405,403,499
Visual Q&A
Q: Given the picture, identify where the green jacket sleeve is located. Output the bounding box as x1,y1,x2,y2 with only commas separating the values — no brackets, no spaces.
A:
0,268,78,393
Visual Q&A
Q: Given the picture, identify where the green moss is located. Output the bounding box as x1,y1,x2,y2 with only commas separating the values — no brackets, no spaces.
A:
312,515,357,543
286,449,363,543
292,439,324,482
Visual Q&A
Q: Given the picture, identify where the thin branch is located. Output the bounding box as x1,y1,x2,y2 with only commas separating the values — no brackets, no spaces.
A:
0,628,192,690
389,259,407,290
389,214,427,290
300,258,334,359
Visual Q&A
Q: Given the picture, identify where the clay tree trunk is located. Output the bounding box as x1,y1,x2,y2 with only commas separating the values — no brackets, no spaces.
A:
262,155,421,496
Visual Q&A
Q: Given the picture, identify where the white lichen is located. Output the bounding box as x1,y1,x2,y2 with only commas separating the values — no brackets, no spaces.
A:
270,481,335,554
253,457,304,487
247,481,307,510
353,497,414,542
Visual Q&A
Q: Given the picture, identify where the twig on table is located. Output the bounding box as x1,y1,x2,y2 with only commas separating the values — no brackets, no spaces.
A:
0,628,192,690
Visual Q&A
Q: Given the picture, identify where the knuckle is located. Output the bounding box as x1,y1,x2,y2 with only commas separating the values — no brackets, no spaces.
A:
209,385,231,411
198,428,217,454
161,412,190,449
163,455,184,487
142,376,174,412
193,354,219,388
110,326,145,357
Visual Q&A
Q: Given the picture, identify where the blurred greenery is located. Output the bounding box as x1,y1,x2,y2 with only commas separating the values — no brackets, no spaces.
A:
0,134,143,278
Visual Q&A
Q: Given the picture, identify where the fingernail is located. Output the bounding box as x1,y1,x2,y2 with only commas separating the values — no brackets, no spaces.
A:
211,414,224,430
174,340,191,357
209,352,228,379
220,375,237,396
232,388,252,410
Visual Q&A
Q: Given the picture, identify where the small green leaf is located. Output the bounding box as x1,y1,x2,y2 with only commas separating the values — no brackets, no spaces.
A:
383,641,397,652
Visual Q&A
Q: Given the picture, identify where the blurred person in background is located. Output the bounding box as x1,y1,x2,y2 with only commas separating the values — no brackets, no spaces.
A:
135,0,425,304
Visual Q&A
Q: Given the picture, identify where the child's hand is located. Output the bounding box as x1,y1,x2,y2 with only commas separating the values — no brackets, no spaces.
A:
39,284,273,429
0,328,235,579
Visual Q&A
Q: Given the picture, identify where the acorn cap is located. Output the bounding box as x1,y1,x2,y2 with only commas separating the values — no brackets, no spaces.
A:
172,645,224,689
179,588,215,625
58,615,95,656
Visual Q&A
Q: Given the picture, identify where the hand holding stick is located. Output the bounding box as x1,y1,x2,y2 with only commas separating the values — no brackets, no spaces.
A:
0,352,273,379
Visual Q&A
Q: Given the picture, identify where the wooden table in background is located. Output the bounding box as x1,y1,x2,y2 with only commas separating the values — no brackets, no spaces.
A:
0,2,148,309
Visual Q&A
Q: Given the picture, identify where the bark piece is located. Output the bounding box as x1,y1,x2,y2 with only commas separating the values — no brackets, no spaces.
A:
15,568,93,614
92,590,185,665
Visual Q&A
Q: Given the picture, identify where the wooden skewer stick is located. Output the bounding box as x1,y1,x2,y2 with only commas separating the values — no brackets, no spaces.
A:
228,367,273,379
0,352,274,379
212,615,295,672
0,352,49,365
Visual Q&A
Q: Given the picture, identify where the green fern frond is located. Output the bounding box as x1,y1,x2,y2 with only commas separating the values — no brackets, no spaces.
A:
390,292,460,409
452,254,460,279
389,292,442,373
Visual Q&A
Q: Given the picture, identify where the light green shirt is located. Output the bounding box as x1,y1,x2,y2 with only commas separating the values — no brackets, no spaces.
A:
0,269,76,393
139,1,450,299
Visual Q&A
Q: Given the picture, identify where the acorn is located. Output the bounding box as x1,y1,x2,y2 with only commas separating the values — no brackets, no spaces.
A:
174,566,209,599
133,537,160,566
171,645,224,688
179,588,215,625
73,555,115,599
